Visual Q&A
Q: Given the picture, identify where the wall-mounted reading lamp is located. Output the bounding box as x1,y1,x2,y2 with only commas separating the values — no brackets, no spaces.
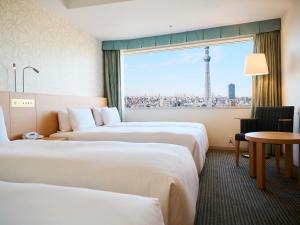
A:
22,66,39,92
13,63,17,92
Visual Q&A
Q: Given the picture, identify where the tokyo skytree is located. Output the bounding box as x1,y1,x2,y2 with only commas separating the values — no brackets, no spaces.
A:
203,46,211,101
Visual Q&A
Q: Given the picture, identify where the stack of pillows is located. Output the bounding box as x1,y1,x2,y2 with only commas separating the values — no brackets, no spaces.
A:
58,107,121,132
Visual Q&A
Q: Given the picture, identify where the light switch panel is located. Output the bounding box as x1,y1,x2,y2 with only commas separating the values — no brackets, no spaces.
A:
11,99,35,108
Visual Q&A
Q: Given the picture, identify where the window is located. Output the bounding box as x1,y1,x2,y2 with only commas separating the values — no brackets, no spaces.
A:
123,39,253,108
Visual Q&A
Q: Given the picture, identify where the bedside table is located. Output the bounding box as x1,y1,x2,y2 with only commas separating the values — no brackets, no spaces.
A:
42,137,68,141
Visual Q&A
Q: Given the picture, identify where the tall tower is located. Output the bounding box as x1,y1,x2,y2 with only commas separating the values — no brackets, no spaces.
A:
203,46,211,101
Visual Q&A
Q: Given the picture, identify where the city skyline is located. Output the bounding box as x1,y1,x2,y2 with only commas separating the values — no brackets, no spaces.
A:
124,40,253,97
125,94,251,108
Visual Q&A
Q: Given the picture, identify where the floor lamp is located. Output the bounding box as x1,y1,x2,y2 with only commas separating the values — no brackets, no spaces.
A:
242,53,269,158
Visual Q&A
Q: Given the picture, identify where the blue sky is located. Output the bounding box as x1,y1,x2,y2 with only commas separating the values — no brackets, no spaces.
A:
124,40,253,97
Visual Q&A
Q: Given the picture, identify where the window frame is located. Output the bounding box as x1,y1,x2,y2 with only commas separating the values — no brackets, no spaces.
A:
121,35,254,110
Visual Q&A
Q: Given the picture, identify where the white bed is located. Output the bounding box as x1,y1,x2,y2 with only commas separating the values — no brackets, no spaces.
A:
0,181,165,225
50,121,209,173
0,140,199,225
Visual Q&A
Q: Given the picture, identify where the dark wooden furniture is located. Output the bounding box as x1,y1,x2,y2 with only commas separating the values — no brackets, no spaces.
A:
235,106,294,167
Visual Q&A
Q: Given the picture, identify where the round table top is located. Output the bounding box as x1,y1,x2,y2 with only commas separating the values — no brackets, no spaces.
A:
245,132,300,144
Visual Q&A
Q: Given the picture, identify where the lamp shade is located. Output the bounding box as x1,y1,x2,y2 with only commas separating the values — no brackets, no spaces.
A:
244,53,269,76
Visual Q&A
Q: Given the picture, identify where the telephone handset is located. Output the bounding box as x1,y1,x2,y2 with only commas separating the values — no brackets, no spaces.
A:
22,132,44,140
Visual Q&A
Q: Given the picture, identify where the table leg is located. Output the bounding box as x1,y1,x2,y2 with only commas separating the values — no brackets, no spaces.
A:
285,144,293,178
274,144,281,175
298,144,300,188
249,141,256,178
256,142,265,189
235,140,240,167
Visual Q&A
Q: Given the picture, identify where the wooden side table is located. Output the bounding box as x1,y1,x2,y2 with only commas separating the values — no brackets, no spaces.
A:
245,132,300,189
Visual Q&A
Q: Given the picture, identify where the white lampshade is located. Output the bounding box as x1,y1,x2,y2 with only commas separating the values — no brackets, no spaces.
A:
244,53,269,76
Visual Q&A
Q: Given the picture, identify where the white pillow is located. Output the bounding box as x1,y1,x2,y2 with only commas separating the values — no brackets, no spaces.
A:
102,107,121,125
58,110,72,132
92,107,107,126
0,107,9,142
67,108,96,131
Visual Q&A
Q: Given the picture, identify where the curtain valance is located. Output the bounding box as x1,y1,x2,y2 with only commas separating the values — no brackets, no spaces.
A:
102,19,280,50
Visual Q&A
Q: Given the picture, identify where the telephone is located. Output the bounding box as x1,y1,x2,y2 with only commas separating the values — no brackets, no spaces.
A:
22,132,44,140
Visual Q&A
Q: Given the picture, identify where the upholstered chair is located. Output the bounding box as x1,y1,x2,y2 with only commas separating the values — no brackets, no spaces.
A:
235,106,294,167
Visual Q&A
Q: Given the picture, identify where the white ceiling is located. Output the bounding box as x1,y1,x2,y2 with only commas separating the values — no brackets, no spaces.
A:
33,0,293,41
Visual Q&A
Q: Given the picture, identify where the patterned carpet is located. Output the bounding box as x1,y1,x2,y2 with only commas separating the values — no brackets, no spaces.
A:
195,150,300,225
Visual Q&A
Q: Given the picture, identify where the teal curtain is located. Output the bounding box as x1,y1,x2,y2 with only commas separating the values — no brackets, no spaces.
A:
103,50,122,117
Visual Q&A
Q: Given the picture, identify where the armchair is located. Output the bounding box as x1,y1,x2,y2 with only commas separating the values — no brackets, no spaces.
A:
235,106,294,166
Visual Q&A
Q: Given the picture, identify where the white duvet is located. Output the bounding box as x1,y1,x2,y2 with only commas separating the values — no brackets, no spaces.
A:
51,121,209,173
0,140,199,225
0,181,165,225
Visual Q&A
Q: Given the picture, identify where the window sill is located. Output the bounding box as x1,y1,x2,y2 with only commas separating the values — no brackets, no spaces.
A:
125,106,251,110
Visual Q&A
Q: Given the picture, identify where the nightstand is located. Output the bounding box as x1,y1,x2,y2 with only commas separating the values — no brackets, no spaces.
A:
42,137,68,141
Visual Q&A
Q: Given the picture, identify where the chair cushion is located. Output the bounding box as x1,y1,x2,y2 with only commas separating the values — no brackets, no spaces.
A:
235,133,246,141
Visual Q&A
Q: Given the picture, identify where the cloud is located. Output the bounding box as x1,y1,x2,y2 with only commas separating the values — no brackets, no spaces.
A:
210,47,224,63
178,51,202,64
125,46,224,70
125,49,204,70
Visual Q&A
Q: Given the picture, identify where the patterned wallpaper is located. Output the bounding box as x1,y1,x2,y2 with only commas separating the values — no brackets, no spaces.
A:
0,0,103,96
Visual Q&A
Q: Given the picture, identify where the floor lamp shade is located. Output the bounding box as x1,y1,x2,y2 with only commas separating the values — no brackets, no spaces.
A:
244,53,269,76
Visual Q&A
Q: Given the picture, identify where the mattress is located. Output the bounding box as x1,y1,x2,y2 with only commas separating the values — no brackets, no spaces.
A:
51,121,209,173
0,140,199,225
0,181,165,225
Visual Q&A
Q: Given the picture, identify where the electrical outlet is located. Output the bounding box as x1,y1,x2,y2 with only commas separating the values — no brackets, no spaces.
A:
11,99,35,108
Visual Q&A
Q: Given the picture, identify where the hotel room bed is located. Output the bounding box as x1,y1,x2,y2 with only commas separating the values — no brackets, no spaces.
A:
0,181,165,225
0,140,199,225
50,121,209,173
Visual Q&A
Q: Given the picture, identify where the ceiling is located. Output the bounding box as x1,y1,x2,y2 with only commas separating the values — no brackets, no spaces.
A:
33,0,293,41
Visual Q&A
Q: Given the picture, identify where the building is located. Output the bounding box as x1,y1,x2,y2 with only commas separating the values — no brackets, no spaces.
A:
228,83,235,99
203,46,211,102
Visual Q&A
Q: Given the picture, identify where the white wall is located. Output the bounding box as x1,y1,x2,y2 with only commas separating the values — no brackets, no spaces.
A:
124,108,251,149
282,0,300,166
0,0,103,96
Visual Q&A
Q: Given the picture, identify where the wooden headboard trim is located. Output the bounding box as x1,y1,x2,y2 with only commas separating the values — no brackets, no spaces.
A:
0,91,107,140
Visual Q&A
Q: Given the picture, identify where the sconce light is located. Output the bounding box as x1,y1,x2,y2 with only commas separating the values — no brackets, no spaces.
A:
13,63,16,92
22,66,39,92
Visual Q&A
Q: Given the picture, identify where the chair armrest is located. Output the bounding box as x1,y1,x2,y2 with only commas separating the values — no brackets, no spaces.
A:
239,118,257,120
278,118,293,132
240,118,258,133
278,119,292,122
